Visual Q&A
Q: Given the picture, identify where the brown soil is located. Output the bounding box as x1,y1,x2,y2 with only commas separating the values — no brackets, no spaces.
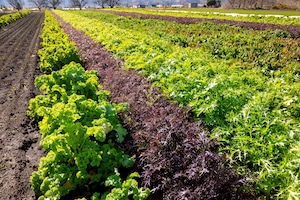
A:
0,12,14,17
0,12,44,200
0,12,15,16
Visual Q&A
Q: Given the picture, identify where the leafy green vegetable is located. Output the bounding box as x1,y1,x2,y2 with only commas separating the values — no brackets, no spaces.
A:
0,10,31,28
38,11,81,72
54,10,300,199
28,11,149,200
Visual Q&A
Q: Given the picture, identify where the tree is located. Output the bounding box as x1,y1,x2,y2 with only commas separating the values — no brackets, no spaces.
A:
93,0,105,8
247,0,258,8
106,0,119,7
207,0,216,7
228,0,236,7
70,0,88,9
48,0,62,9
7,0,24,10
28,0,48,10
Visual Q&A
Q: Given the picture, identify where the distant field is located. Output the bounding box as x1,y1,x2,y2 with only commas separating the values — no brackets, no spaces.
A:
0,12,11,16
163,8,300,16
108,8,300,25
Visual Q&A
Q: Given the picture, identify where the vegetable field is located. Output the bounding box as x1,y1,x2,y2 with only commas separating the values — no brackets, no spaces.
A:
0,10,31,28
52,10,300,199
1,8,300,200
107,8,300,26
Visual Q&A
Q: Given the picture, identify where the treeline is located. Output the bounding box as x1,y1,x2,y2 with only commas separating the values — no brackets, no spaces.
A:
5,0,120,11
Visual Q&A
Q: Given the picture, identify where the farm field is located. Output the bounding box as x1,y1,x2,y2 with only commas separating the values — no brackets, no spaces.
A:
0,8,300,200
0,12,17,17
107,8,300,25
0,10,32,28
54,10,300,199
51,11,253,199
0,12,44,199
104,9,300,38
26,10,253,199
160,8,300,16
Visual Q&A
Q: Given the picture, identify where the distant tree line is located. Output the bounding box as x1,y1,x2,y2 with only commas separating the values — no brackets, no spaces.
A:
206,0,221,7
6,0,120,10
6,0,299,11
7,0,24,10
93,0,120,8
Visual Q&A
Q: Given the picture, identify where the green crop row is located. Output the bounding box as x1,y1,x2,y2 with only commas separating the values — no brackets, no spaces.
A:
28,11,149,200
54,10,300,199
108,8,300,26
0,10,31,28
38,11,81,72
72,11,300,77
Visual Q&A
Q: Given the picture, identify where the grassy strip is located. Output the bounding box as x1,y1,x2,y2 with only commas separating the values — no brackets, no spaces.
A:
0,10,31,28
55,10,300,199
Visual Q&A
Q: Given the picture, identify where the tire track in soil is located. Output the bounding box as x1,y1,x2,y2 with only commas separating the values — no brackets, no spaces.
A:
0,12,45,200
0,15,34,52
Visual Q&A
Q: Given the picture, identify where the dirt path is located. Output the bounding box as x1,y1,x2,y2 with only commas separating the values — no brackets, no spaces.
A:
0,12,44,200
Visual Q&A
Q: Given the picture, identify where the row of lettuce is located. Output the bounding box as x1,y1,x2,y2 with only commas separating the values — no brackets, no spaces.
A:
27,11,149,200
107,8,300,26
0,10,31,28
79,10,299,76
54,10,300,199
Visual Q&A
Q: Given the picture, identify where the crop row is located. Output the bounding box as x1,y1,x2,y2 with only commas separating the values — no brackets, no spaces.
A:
55,10,300,199
105,10,300,38
55,12,256,199
108,8,300,26
28,11,149,200
0,10,31,28
38,11,81,73
75,10,300,76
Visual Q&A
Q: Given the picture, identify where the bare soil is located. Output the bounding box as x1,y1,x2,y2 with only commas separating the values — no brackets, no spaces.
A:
0,12,44,200
0,12,15,17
